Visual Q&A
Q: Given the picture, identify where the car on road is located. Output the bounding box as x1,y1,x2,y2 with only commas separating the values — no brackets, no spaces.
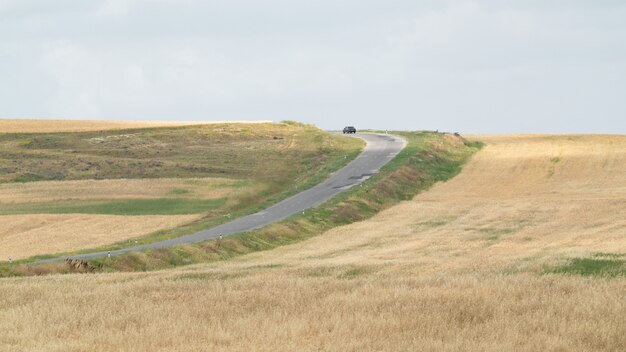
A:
343,126,357,134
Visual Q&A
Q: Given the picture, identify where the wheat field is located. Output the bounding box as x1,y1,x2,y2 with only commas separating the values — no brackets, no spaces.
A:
0,177,262,260
0,119,271,133
0,214,203,260
0,177,252,203
1,135,625,351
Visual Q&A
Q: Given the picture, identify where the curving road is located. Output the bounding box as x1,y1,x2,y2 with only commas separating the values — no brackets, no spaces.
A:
36,132,406,264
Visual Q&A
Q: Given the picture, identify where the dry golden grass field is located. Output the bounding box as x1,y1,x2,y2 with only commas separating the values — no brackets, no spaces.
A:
0,178,263,260
0,214,203,261
0,119,270,133
1,134,625,351
0,177,252,203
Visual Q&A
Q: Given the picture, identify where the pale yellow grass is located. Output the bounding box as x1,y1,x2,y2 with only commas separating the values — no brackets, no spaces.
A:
1,135,625,351
0,119,272,133
0,177,249,204
0,178,261,259
0,214,202,260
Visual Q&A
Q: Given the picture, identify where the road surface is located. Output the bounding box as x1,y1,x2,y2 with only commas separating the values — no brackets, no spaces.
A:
36,132,406,263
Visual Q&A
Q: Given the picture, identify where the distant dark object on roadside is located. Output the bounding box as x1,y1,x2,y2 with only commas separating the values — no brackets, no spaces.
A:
343,126,357,134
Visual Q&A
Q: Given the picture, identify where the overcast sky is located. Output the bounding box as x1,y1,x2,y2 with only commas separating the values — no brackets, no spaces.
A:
1,0,625,133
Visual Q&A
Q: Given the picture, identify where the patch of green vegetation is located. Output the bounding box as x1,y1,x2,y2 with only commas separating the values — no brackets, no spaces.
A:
12,173,47,183
302,266,336,278
592,252,625,259
0,198,227,216
338,266,371,279
299,265,372,279
174,272,245,281
248,263,284,270
467,219,531,242
548,256,626,278
478,227,517,241
413,220,449,228
547,156,561,177
478,227,515,235
175,273,216,280
1,131,483,276
279,120,308,127
169,188,190,196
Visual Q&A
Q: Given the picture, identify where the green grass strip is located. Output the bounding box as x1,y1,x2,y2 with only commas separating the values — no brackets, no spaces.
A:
0,198,228,216
547,254,626,278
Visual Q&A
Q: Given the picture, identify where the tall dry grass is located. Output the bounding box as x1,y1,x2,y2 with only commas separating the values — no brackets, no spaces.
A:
0,119,271,133
0,177,252,203
0,134,625,351
0,177,263,260
1,269,623,351
0,214,202,260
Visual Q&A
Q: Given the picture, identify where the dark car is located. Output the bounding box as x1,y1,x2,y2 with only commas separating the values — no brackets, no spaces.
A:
343,126,357,134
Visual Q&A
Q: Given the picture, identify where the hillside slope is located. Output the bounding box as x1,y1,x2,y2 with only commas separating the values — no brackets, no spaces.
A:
0,122,363,260
1,135,625,351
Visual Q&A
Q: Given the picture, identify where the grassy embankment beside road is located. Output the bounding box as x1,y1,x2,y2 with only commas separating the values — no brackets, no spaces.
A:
0,121,363,261
1,131,482,275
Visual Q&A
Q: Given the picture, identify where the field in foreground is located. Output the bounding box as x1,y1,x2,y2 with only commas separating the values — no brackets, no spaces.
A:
0,121,362,260
1,134,625,351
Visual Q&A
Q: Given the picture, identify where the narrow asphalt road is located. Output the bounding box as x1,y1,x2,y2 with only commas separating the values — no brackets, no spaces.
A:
36,132,406,264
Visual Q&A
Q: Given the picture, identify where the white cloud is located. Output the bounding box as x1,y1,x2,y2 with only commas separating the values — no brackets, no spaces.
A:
97,0,130,17
41,40,103,116
1,0,625,132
